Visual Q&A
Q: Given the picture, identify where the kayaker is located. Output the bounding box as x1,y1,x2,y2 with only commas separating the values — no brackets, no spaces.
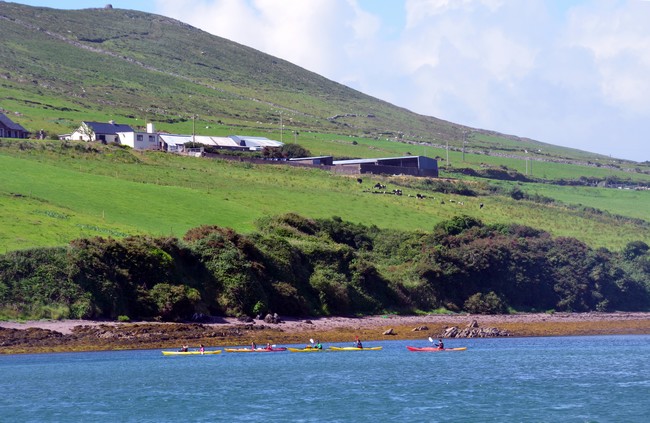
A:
199,344,205,354
437,339,444,350
251,341,257,350
179,344,189,352
354,337,363,349
314,340,322,350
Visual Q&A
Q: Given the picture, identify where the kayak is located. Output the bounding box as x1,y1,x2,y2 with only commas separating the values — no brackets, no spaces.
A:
328,346,383,351
162,350,222,356
406,346,467,352
287,347,325,352
224,347,288,353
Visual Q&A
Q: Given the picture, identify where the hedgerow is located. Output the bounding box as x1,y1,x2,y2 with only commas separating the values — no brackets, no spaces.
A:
1,215,648,321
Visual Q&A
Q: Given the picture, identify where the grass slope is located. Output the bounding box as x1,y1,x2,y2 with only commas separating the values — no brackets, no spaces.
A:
1,4,649,254
1,140,649,253
3,1,647,171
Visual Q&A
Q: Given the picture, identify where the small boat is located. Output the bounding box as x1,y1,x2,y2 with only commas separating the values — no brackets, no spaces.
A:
328,346,383,351
162,350,222,356
224,347,288,353
406,346,467,352
287,347,325,353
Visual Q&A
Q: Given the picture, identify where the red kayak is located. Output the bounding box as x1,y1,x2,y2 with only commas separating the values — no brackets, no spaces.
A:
406,346,467,352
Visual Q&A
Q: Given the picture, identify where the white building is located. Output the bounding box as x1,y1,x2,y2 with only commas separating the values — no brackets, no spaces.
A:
117,123,159,150
70,120,133,143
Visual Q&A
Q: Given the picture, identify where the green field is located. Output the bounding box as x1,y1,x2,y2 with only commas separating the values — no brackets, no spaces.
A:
1,3,650,254
1,140,649,253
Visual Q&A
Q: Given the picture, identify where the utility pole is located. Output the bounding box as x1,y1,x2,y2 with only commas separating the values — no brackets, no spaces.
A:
280,113,283,143
446,140,449,169
462,131,467,162
524,150,528,175
192,114,196,145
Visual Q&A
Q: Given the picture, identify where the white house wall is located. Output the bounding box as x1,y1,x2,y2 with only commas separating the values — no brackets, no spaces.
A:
118,132,159,150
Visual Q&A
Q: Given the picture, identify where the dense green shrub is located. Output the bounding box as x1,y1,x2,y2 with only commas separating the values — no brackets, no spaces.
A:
464,291,508,314
148,283,201,321
309,266,351,315
433,214,483,237
0,215,648,321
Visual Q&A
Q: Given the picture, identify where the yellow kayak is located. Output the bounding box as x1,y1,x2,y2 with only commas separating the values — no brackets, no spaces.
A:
287,347,325,352
162,350,222,356
328,346,382,351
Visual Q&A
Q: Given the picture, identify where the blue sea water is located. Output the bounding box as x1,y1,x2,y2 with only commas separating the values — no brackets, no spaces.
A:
1,335,648,422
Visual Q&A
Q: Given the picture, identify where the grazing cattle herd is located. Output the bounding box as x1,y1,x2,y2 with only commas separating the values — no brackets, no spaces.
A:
363,179,483,208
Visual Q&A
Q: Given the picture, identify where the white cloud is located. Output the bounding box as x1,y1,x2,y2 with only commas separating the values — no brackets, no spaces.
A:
154,0,650,161
156,0,380,84
566,1,650,115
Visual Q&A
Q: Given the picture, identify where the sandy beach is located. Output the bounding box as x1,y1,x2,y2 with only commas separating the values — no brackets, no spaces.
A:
1,312,649,354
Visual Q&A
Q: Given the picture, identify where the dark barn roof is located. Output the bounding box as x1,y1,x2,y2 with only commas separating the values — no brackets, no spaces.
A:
0,113,28,131
83,121,133,134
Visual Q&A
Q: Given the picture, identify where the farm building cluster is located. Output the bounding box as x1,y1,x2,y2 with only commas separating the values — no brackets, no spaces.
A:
61,121,283,153
1,115,438,178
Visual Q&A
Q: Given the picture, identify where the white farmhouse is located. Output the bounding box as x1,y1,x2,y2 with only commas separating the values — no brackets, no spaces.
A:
71,120,133,143
117,123,159,150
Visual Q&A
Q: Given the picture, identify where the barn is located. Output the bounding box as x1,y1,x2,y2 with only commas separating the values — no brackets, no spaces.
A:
332,155,438,177
0,113,29,139
289,156,334,165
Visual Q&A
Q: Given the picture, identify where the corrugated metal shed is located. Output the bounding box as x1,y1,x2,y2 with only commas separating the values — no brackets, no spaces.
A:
289,156,334,165
230,135,283,148
159,134,192,147
332,155,438,177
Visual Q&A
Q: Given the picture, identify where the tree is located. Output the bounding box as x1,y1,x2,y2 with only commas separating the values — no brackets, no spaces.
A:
279,143,310,158
77,122,95,142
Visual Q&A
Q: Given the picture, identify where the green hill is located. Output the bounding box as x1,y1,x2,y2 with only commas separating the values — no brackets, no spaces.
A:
1,139,649,254
1,2,649,255
2,2,647,167
1,3,649,320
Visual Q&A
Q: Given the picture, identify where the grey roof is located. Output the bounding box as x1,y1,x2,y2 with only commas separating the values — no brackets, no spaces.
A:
332,156,423,165
289,156,333,161
159,134,242,148
230,135,283,147
158,134,193,147
0,113,27,131
83,121,133,134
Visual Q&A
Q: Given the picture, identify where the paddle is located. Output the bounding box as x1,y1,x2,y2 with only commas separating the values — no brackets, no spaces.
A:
429,336,439,347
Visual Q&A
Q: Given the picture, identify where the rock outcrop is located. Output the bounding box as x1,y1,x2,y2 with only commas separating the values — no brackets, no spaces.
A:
440,319,511,338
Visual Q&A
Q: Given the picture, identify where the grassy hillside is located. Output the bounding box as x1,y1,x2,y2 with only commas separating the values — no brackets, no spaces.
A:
0,3,456,144
1,139,649,254
1,3,649,256
2,1,648,172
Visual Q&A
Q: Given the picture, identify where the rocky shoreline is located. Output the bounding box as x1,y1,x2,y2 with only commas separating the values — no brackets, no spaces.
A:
1,312,649,354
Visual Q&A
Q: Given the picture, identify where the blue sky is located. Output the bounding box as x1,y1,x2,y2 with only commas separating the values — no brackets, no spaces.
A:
12,0,650,162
